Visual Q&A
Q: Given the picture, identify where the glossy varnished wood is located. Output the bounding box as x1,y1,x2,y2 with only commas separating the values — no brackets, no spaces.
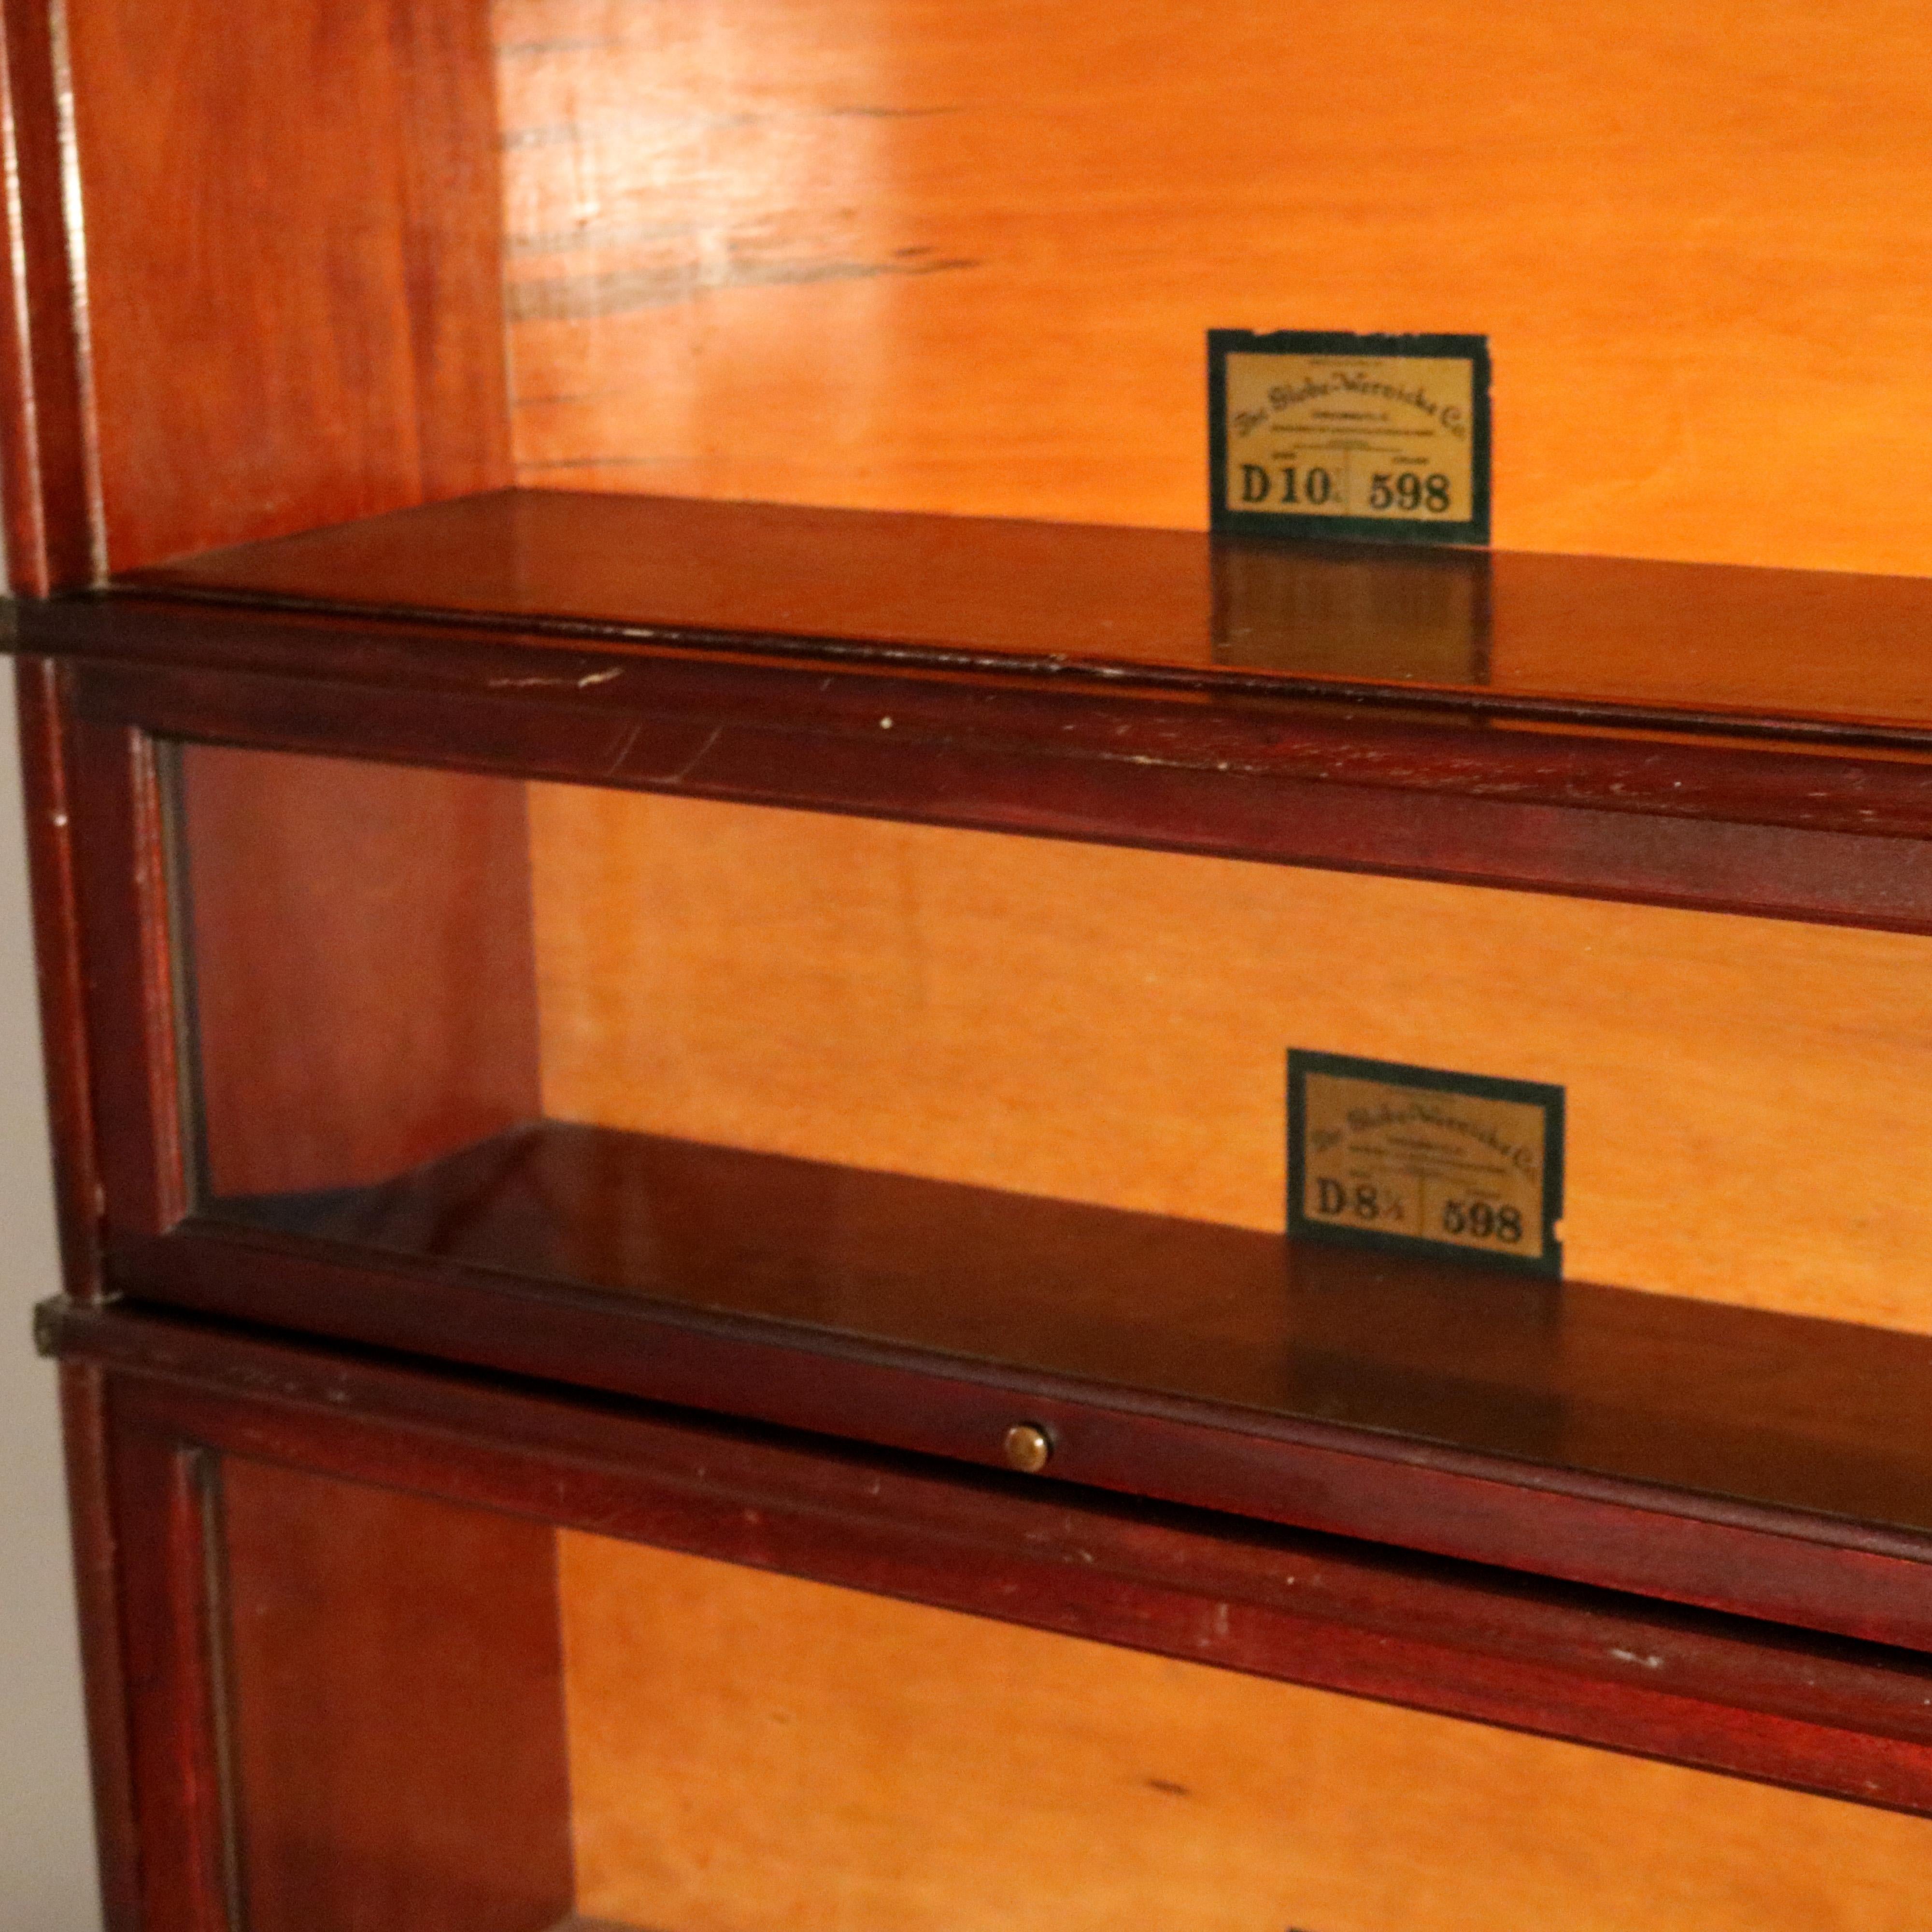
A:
122,491,1932,738
40,1298,1932,1820
496,0,1932,578
58,0,509,576
15,0,1932,1911
43,599,1932,955
0,2,96,591
64,709,187,1247
93,1375,229,1932
212,1119,1932,1540
14,660,105,1299
29,533,1932,1644
58,1365,141,1932
114,1197,1932,1655
51,1338,574,1932
31,511,1932,1645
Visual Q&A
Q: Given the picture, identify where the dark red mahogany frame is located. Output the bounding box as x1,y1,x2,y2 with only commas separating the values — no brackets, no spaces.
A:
42,1293,1932,1932
22,492,1932,1691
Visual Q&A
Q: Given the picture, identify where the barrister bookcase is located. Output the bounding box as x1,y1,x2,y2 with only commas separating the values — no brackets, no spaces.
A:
14,0,1932,1927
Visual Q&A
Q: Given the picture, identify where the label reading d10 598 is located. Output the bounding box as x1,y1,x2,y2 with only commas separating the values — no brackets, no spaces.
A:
1287,1049,1562,1276
1209,331,1491,547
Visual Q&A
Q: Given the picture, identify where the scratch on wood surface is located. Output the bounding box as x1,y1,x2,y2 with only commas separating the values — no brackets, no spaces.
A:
663,725,723,784
485,667,625,690
601,721,643,777
509,252,980,322
1610,1647,1666,1670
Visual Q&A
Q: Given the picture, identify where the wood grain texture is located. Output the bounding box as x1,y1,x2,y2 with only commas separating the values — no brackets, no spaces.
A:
497,0,1932,576
62,0,510,573
0,0,99,591
219,1457,574,1932
529,785,1932,1333
177,743,542,1197
67,715,189,1239
14,660,106,1296
43,549,1932,1645
57,1365,142,1932
122,491,1932,736
48,1301,1932,1816
558,1534,1932,1932
98,1392,233,1932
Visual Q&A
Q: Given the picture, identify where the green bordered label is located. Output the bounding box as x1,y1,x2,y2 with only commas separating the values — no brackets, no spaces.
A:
1288,1050,1562,1276
1209,330,1491,546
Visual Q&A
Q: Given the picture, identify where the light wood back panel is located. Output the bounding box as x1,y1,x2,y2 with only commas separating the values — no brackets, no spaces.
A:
559,1533,1932,1932
530,786,1932,1332
497,0,1932,575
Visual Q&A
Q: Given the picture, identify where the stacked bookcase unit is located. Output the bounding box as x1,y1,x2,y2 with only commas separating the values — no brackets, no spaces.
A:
12,2,1932,1927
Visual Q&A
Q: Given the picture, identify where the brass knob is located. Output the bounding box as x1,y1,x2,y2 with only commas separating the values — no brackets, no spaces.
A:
1003,1422,1052,1474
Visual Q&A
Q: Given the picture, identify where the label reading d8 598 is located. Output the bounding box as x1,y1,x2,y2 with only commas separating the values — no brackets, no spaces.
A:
1288,1050,1563,1276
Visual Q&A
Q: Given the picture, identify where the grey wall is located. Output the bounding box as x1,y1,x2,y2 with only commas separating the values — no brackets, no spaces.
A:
0,656,103,1928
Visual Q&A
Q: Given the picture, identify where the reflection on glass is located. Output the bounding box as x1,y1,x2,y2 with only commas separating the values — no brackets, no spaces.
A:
214,1459,1932,1932
171,741,1932,1534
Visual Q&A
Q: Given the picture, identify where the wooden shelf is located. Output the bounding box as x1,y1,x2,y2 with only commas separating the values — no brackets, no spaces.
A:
139,1115,1932,1655
106,488,1932,746
215,1119,1932,1548
29,491,1932,940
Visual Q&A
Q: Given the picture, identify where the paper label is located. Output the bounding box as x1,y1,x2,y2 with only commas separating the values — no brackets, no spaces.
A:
1288,1050,1563,1274
1210,332,1490,545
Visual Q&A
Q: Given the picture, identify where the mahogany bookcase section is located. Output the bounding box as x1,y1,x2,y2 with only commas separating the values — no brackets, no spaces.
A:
16,3,1932,1922
39,1297,1932,1932
23,489,1932,1665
